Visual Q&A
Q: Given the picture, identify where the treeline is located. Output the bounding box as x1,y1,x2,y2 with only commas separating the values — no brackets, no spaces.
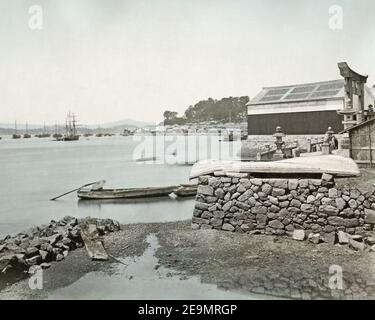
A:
163,96,249,125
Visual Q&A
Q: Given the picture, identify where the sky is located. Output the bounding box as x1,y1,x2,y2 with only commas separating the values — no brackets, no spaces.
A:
0,0,374,125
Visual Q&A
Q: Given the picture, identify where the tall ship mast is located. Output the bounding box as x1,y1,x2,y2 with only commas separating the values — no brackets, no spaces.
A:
62,112,79,141
12,120,21,139
23,122,31,138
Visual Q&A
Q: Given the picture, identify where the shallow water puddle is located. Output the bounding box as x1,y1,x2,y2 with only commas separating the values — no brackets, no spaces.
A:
48,234,263,299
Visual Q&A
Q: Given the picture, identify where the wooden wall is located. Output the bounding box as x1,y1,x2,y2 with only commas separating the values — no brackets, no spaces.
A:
349,121,375,166
247,110,344,135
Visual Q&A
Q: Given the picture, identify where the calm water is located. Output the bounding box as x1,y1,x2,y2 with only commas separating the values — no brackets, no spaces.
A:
0,135,201,237
0,134,242,237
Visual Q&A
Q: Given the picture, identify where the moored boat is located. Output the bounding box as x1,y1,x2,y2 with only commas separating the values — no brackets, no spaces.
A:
77,181,197,200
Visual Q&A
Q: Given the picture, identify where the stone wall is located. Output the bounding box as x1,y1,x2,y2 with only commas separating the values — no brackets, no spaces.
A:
192,173,375,251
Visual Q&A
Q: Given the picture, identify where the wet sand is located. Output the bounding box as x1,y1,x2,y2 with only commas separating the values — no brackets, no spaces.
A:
0,220,374,300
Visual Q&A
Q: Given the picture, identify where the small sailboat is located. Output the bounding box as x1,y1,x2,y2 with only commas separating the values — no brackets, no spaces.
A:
12,121,21,139
23,123,31,138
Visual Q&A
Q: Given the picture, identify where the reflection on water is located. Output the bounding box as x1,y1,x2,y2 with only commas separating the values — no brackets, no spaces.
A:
48,234,261,300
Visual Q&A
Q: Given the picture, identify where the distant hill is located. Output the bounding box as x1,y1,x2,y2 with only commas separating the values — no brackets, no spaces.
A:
84,118,155,129
0,118,155,134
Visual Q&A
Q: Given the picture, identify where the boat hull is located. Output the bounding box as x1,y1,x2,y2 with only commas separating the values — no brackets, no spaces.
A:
77,184,197,200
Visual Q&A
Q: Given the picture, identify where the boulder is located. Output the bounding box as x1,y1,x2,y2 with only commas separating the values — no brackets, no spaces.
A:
222,223,235,232
349,239,365,251
292,230,305,241
268,220,284,229
364,209,375,224
308,233,321,244
272,188,285,197
301,204,315,214
337,231,350,244
197,185,214,196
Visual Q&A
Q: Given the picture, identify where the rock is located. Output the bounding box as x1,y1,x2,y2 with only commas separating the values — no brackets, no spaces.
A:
237,184,246,193
299,179,309,188
56,254,64,261
337,231,350,244
348,199,358,209
350,234,363,242
39,250,49,261
345,218,359,228
214,188,224,198
26,255,41,266
25,247,39,258
290,199,302,208
288,179,299,190
208,177,221,188
350,189,361,199
321,173,334,181
322,232,336,245
210,218,223,228
268,220,284,229
197,185,214,196
365,237,375,245
327,216,345,226
222,201,232,212
256,214,267,225
222,223,235,232
292,230,305,241
261,184,272,195
301,204,315,214
335,198,346,210
349,239,365,251
272,188,285,197
46,233,63,245
198,176,209,184
364,209,375,224
250,178,262,186
195,202,209,211
322,205,339,216
306,195,316,204
40,262,51,269
251,206,267,215
269,205,280,213
308,233,321,244
328,188,339,198
270,179,288,189
241,223,254,232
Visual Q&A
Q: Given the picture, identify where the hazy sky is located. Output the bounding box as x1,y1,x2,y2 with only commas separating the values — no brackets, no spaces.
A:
0,0,374,125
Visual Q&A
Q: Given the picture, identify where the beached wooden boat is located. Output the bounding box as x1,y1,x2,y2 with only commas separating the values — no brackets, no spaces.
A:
189,154,360,179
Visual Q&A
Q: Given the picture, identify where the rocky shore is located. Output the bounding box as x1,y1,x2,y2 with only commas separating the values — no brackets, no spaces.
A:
0,220,373,300
0,216,120,288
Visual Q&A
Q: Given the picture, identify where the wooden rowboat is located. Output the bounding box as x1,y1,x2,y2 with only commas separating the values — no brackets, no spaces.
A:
77,181,197,200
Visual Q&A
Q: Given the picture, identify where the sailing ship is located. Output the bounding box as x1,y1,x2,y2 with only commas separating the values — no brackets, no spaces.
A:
52,123,63,140
36,122,51,138
60,112,79,141
23,123,31,138
12,121,21,139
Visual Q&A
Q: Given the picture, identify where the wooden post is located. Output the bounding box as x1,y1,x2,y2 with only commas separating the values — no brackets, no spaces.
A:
369,124,373,167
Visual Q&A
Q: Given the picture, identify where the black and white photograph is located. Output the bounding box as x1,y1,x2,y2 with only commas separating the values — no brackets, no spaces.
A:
0,0,374,306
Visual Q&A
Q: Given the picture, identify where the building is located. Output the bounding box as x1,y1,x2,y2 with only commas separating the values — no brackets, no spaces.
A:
339,118,375,167
247,62,375,135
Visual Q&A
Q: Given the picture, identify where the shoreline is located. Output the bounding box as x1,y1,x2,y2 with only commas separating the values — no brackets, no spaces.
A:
0,220,374,300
